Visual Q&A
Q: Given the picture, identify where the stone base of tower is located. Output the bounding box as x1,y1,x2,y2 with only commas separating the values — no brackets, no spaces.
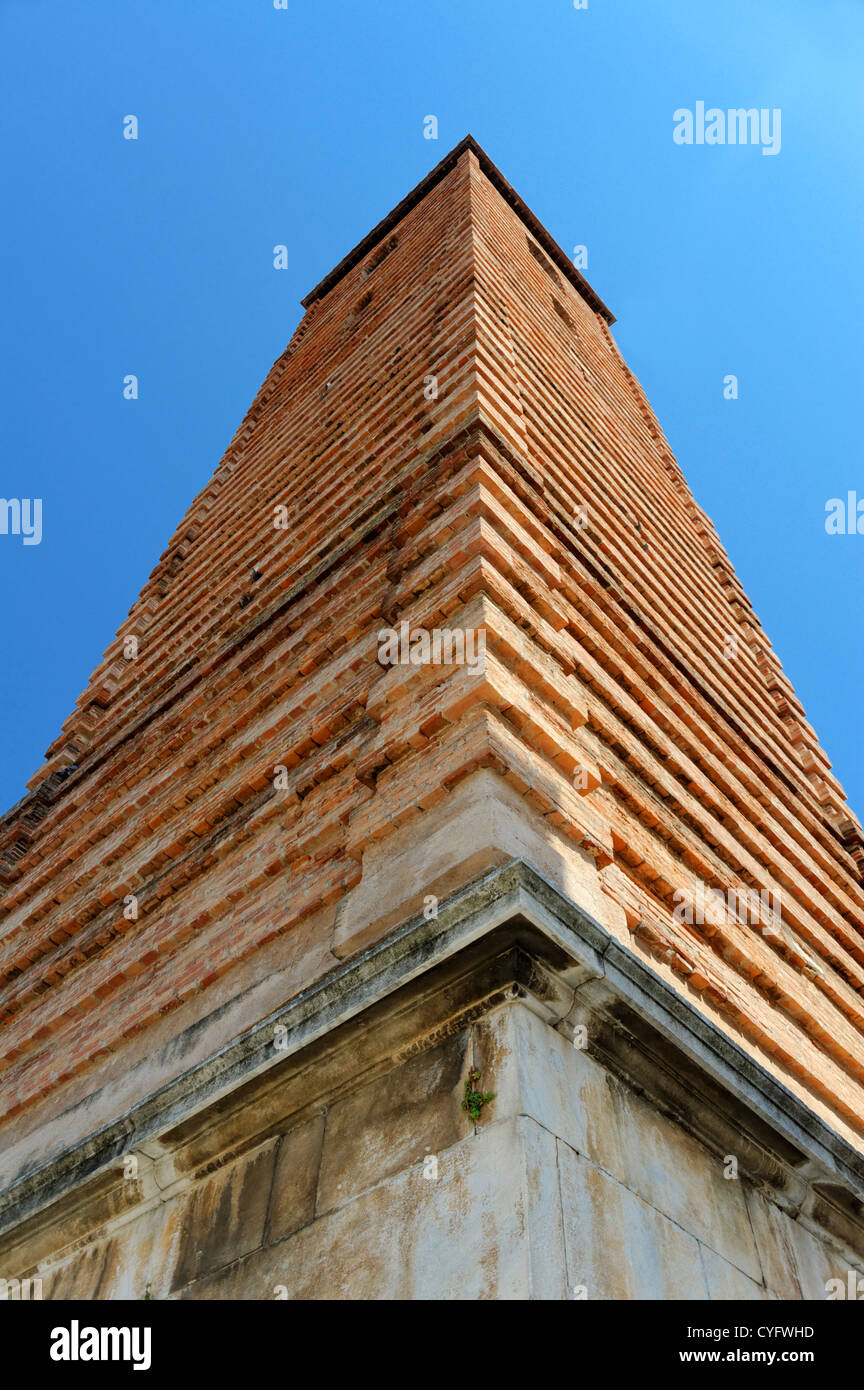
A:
2,860,863,1301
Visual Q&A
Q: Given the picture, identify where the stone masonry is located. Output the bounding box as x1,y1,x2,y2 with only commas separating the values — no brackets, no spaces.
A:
1,138,863,1300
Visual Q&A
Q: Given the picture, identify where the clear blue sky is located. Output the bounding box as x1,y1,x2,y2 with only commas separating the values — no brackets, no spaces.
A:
1,0,861,818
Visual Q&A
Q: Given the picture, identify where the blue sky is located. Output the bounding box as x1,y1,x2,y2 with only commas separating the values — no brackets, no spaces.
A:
1,0,861,817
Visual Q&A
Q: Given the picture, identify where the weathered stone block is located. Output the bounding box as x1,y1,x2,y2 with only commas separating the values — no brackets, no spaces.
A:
783,1216,855,1301
267,1113,325,1244
557,1140,708,1300
179,1118,540,1300
171,1140,278,1291
316,1030,471,1212
478,1000,761,1283
41,1242,111,1301
698,1243,771,1301
95,1198,187,1301
743,1185,803,1300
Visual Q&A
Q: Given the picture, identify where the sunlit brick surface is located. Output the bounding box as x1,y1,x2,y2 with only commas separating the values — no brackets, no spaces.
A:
2,137,863,1162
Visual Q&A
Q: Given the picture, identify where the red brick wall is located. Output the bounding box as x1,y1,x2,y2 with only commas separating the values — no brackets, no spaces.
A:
1,142,862,1152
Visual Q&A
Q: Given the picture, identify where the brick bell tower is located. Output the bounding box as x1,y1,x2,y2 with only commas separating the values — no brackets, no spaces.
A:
2,137,864,1301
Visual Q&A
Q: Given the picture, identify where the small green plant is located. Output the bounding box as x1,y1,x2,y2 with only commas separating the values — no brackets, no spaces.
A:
143,1282,152,1301
462,1068,494,1123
